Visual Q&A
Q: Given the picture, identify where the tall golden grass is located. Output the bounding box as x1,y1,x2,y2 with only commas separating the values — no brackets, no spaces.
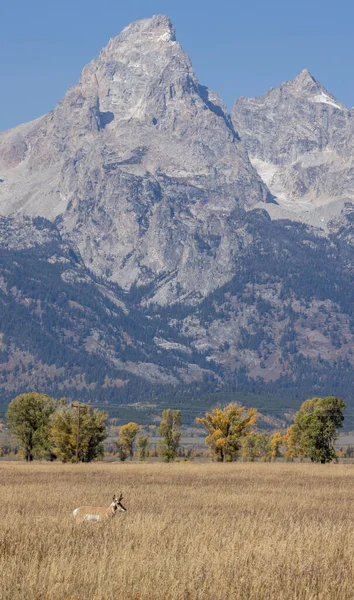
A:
1,461,354,599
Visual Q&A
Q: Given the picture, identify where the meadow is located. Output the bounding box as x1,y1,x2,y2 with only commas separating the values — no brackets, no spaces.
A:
1,462,354,599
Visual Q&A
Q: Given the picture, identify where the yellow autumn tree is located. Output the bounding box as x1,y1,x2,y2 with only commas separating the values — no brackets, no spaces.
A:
283,425,302,461
118,422,141,461
269,432,284,461
196,403,258,462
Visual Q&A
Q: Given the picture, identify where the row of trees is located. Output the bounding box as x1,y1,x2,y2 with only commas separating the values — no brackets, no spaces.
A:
115,409,182,462
196,396,346,463
6,393,107,462
4,392,346,464
5,393,182,463
116,422,148,461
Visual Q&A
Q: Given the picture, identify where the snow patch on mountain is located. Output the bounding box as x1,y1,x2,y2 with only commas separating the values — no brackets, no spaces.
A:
312,92,344,110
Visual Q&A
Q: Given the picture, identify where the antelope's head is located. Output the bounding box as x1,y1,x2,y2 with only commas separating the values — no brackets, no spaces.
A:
112,492,127,513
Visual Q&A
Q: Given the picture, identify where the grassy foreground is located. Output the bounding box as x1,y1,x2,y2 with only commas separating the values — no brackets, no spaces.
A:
1,462,354,600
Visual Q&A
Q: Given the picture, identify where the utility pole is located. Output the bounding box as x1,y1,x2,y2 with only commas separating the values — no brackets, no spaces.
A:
71,402,82,463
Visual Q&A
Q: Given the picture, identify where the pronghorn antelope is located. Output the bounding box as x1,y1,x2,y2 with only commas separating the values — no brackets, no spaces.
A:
72,493,127,523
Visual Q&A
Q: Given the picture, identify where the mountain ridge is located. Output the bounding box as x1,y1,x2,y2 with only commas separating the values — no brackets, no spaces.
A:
232,67,354,228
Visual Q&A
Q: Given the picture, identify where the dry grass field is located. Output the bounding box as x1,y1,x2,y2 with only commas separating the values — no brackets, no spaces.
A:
1,462,354,600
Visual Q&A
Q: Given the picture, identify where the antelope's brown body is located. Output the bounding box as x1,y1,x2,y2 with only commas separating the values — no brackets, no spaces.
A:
73,493,126,523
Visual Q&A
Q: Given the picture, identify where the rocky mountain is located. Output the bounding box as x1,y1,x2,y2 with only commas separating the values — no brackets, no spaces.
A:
0,15,269,305
1,207,353,421
231,69,354,228
0,216,223,413
0,16,354,421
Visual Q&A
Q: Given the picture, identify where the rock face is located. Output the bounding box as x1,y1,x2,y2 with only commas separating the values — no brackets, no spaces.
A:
0,15,269,304
1,210,354,413
231,69,354,226
0,216,217,406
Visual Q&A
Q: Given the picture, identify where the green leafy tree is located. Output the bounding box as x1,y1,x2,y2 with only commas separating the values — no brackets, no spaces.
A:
241,432,270,462
115,440,128,461
6,392,61,461
50,403,107,463
137,435,149,461
196,403,258,462
118,422,141,461
158,409,182,462
292,396,346,463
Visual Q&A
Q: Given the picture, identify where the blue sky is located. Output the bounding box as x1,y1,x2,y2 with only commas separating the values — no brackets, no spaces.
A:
2,0,354,131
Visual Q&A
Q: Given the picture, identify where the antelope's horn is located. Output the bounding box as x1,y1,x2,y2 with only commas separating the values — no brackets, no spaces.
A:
118,491,123,501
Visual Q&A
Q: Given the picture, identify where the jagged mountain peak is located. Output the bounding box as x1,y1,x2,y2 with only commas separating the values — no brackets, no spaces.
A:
263,68,319,97
237,69,345,114
286,68,323,97
231,68,352,227
92,14,179,75
78,14,197,130
279,69,345,109
292,68,317,86
114,14,176,44
0,15,269,303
